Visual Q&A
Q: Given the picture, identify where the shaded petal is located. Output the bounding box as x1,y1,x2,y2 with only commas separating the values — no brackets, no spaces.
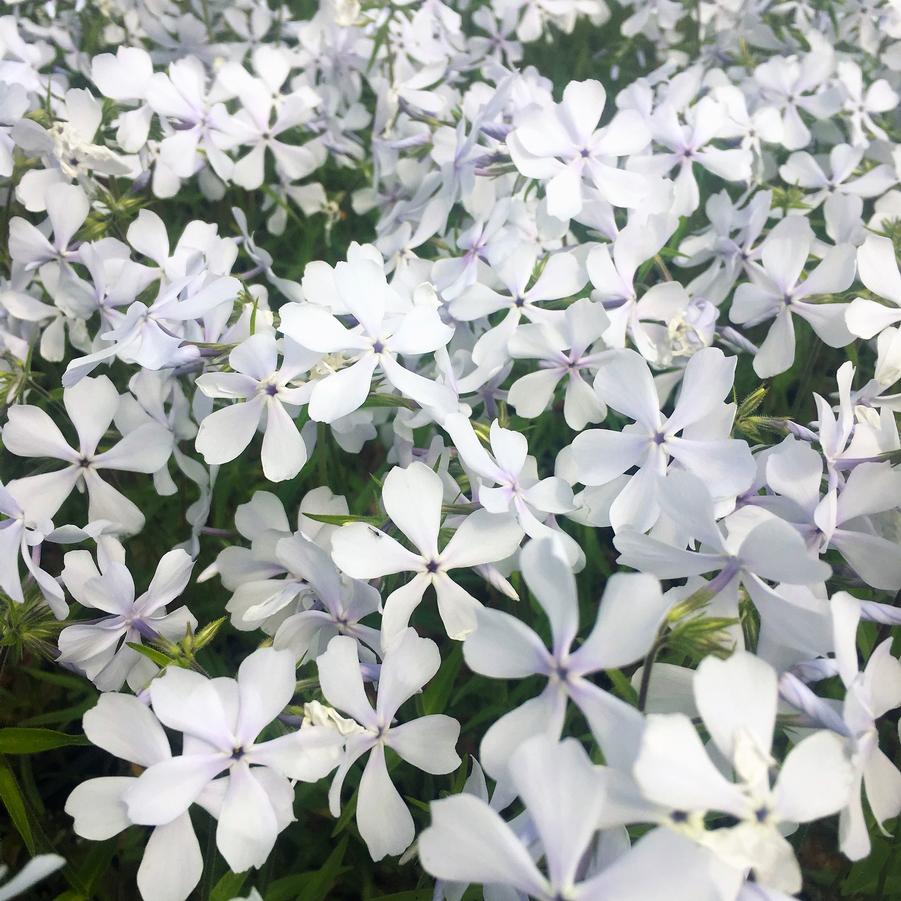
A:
216,760,280,872
356,744,413,861
137,813,203,901
570,572,669,673
387,714,461,774
419,793,548,896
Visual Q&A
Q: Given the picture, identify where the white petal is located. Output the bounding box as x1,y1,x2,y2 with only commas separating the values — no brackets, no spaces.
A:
149,667,234,748
479,684,567,782
387,715,461,774
137,814,203,901
418,794,548,896
195,397,265,465
571,572,669,672
331,522,423,578
440,509,523,570
694,651,777,762
65,777,132,840
261,400,307,482
510,735,605,890
308,355,378,422
356,744,413,861
382,462,442,558
376,627,440,722
463,606,549,678
593,349,661,430
666,347,736,434
774,730,854,822
83,692,171,766
633,714,747,815
508,369,562,419
216,761,280,872
317,634,376,725
577,828,742,901
235,647,297,745
2,404,78,462
570,428,650,486
125,754,227,825
248,726,343,781
738,518,830,584
858,233,901,306
94,420,173,473
519,535,580,657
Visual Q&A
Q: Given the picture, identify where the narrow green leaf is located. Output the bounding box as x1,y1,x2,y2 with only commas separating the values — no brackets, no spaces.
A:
296,834,349,901
0,727,90,754
304,513,383,527
210,870,249,901
420,644,462,715
125,642,174,668
361,393,416,410
0,754,35,853
368,892,434,901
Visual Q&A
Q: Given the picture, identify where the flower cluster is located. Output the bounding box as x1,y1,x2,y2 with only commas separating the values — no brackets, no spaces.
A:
2,0,901,899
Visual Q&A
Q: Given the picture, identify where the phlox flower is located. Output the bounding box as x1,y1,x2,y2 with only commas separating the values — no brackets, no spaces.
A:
634,651,854,893
507,79,658,220
730,216,856,378
2,375,173,533
123,648,343,872
420,733,739,901
317,629,461,860
66,693,207,901
570,346,755,532
58,544,195,691
195,332,319,482
463,536,671,794
331,461,523,643
279,256,458,421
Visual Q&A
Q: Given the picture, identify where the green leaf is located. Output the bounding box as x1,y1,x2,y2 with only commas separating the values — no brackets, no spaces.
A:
296,834,349,901
210,870,249,901
0,727,90,754
420,644,462,715
605,668,639,706
0,754,35,853
72,838,117,896
368,892,434,901
125,642,174,668
304,513,383,527
361,393,416,410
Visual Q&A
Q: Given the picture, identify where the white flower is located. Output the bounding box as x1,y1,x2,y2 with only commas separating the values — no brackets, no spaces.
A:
66,693,206,901
58,545,195,691
279,256,457,421
614,470,832,644
837,59,899,146
643,98,753,215
463,536,671,790
8,183,88,273
444,414,580,563
317,629,461,860
331,462,523,643
505,297,609,429
570,346,755,532
507,79,658,220
634,651,854,893
195,333,318,481
420,733,739,901
124,648,343,873
730,216,856,377
3,375,173,533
